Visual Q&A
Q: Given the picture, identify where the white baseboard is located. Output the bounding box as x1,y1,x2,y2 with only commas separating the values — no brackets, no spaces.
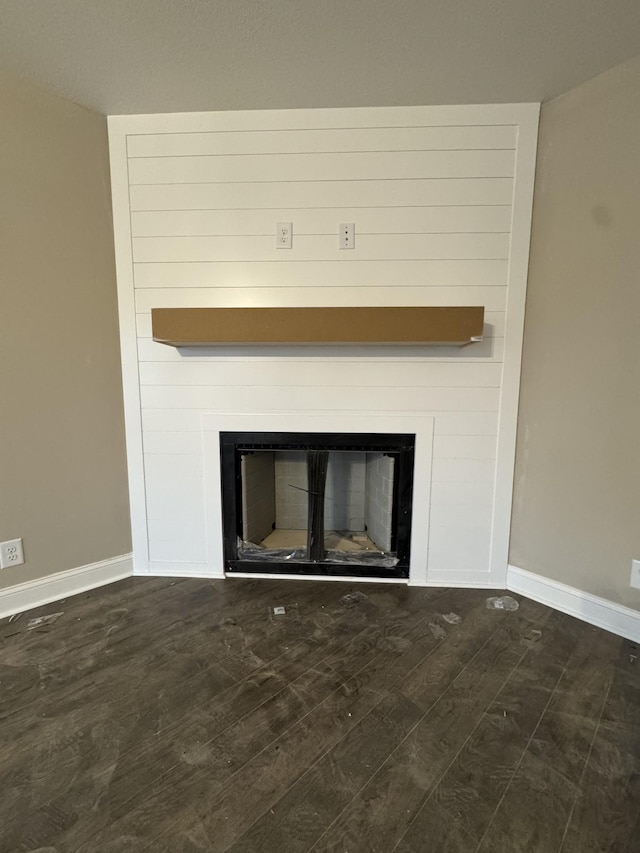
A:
0,554,133,620
415,569,498,589
508,564,640,644
228,572,407,584
143,561,224,578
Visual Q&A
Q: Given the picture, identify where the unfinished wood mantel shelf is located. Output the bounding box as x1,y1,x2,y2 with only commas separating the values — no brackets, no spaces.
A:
151,307,485,347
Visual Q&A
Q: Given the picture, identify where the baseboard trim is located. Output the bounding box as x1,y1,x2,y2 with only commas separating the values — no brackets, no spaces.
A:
143,561,224,579
228,572,407,585
414,569,498,589
0,554,133,620
508,564,640,643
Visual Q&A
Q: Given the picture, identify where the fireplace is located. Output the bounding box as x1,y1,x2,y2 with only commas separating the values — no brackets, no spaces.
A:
220,432,415,579
202,413,434,585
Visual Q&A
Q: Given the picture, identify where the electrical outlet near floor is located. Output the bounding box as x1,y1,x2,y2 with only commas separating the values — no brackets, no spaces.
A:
0,538,24,569
631,559,640,590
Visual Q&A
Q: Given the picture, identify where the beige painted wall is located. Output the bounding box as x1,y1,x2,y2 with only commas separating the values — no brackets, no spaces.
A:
0,71,131,590
510,54,640,609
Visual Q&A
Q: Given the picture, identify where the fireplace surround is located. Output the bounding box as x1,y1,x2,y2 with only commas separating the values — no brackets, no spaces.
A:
203,413,434,584
108,104,539,590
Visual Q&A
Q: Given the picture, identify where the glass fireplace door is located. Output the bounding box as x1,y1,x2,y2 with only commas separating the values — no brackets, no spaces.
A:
220,432,414,579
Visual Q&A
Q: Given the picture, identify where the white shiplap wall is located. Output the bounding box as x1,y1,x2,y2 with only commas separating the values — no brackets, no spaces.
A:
108,104,539,586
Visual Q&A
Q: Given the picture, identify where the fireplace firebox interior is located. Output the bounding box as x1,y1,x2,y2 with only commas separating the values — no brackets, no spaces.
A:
220,432,414,579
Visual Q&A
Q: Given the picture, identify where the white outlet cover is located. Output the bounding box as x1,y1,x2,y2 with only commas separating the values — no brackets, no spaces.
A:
0,538,24,569
631,559,640,589
276,222,292,249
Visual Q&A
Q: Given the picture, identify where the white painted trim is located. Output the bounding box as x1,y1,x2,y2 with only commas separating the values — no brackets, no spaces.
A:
508,565,640,643
489,105,540,586
202,411,434,585
0,555,133,621
108,121,150,575
143,561,223,578
110,103,538,134
228,572,407,585
413,569,496,588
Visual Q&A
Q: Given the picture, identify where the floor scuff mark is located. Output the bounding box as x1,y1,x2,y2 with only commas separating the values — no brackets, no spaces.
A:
428,622,447,640
485,596,519,611
340,590,368,607
27,613,64,631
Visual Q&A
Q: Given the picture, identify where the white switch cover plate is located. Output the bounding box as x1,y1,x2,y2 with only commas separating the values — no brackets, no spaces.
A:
276,222,292,249
631,559,640,589
0,538,24,569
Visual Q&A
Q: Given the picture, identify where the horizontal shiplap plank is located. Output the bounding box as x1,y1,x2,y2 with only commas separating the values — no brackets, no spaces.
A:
429,503,493,530
148,538,206,563
139,385,500,412
432,412,499,436
138,361,502,389
136,314,152,336
140,408,500,435
135,332,505,363
130,206,512,238
132,233,510,263
432,434,497,459
142,428,498,460
144,431,203,455
430,479,495,506
428,524,491,572
431,458,496,482
134,285,506,313
128,150,515,186
143,453,203,480
147,512,206,542
144,475,204,519
141,409,214,432
116,104,532,135
129,178,514,211
134,259,509,289
127,125,518,158
483,314,505,337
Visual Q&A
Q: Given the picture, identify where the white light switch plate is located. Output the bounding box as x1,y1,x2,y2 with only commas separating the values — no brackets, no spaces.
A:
339,222,355,249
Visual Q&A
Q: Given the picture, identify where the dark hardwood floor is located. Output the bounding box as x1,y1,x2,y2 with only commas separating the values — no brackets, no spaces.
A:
1,576,638,852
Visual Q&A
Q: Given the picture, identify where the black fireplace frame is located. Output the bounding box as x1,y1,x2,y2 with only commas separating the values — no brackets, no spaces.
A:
219,431,415,579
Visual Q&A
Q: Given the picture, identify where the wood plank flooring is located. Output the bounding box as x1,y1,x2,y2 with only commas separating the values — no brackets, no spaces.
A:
0,577,638,852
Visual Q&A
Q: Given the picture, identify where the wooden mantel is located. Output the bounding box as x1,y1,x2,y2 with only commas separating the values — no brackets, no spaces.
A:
151,306,485,347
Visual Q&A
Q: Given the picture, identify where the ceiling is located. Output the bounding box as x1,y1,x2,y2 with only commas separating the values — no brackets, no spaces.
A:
1,0,640,116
